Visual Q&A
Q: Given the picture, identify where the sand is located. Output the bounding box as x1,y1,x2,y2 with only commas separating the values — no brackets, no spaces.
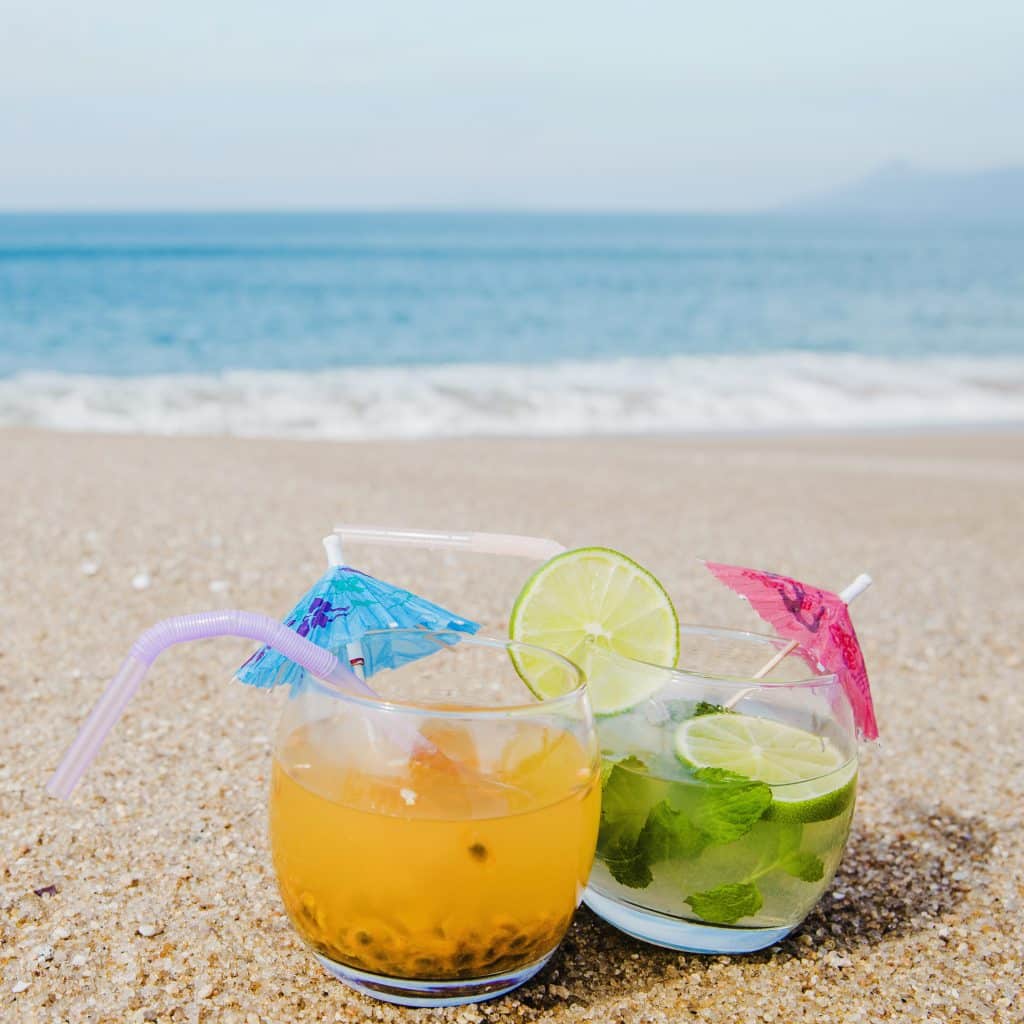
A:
1,428,1022,1023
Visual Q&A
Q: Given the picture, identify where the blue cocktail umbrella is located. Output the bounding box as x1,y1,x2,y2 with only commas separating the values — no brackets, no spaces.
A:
235,536,478,690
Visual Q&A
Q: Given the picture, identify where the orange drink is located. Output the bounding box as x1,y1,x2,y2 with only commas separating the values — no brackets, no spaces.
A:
267,630,599,1006
272,719,598,980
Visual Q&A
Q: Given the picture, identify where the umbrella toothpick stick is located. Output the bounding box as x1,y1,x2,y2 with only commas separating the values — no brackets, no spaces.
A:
323,533,345,567
322,535,369,679
724,573,872,709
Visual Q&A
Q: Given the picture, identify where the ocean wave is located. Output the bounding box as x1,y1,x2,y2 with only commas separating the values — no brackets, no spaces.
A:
1,354,1022,439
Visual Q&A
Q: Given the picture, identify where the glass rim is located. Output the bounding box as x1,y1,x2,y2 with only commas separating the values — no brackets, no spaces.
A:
594,623,840,689
306,628,590,718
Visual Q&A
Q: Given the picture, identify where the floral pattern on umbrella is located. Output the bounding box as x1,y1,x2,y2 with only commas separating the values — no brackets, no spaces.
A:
704,561,878,740
236,567,478,691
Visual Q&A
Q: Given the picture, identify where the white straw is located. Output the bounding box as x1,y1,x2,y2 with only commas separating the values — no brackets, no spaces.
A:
333,525,566,560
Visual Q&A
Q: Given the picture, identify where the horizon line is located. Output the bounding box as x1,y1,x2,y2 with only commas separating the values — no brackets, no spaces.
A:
0,204,780,217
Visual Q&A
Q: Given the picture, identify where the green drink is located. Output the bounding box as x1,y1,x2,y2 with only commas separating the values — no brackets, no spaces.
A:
582,631,859,953
591,715,855,926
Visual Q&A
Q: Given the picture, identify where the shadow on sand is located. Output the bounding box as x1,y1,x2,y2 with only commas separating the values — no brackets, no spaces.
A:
513,803,997,1014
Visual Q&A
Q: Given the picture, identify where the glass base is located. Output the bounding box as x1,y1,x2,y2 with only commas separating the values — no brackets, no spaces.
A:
583,887,795,954
314,950,555,1007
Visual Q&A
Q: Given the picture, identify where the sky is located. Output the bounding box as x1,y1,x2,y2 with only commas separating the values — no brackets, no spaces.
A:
2,1,1023,211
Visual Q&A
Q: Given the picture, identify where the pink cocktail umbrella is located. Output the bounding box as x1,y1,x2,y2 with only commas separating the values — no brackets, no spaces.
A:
703,562,878,740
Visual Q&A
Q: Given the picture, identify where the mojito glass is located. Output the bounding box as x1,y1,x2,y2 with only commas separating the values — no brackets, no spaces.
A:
270,630,600,1007
584,626,857,954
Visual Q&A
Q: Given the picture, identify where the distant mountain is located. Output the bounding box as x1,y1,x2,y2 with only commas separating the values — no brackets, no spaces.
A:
786,162,1024,221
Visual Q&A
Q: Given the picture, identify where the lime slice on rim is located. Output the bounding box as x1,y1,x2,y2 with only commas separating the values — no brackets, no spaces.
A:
509,547,679,715
675,712,857,823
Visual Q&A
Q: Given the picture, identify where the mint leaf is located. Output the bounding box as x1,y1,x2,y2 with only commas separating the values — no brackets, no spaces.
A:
638,800,707,863
750,822,822,882
597,756,664,889
601,837,653,888
601,754,648,788
599,757,658,847
778,850,824,882
692,701,732,717
685,882,763,924
680,770,772,844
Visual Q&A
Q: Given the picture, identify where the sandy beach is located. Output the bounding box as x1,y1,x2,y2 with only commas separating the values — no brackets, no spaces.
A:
1,427,1022,1023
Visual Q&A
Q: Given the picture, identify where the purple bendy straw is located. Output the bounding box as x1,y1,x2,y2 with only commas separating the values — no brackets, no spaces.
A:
47,610,370,800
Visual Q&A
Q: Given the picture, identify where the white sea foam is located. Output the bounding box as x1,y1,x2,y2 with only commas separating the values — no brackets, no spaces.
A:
1,354,1022,440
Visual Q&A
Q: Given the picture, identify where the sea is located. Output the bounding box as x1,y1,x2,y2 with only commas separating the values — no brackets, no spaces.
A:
1,212,1022,439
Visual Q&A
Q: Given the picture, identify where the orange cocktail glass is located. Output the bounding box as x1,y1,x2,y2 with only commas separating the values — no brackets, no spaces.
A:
269,630,599,1007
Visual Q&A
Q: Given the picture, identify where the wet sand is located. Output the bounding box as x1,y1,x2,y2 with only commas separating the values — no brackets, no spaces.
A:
1,428,1021,1023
